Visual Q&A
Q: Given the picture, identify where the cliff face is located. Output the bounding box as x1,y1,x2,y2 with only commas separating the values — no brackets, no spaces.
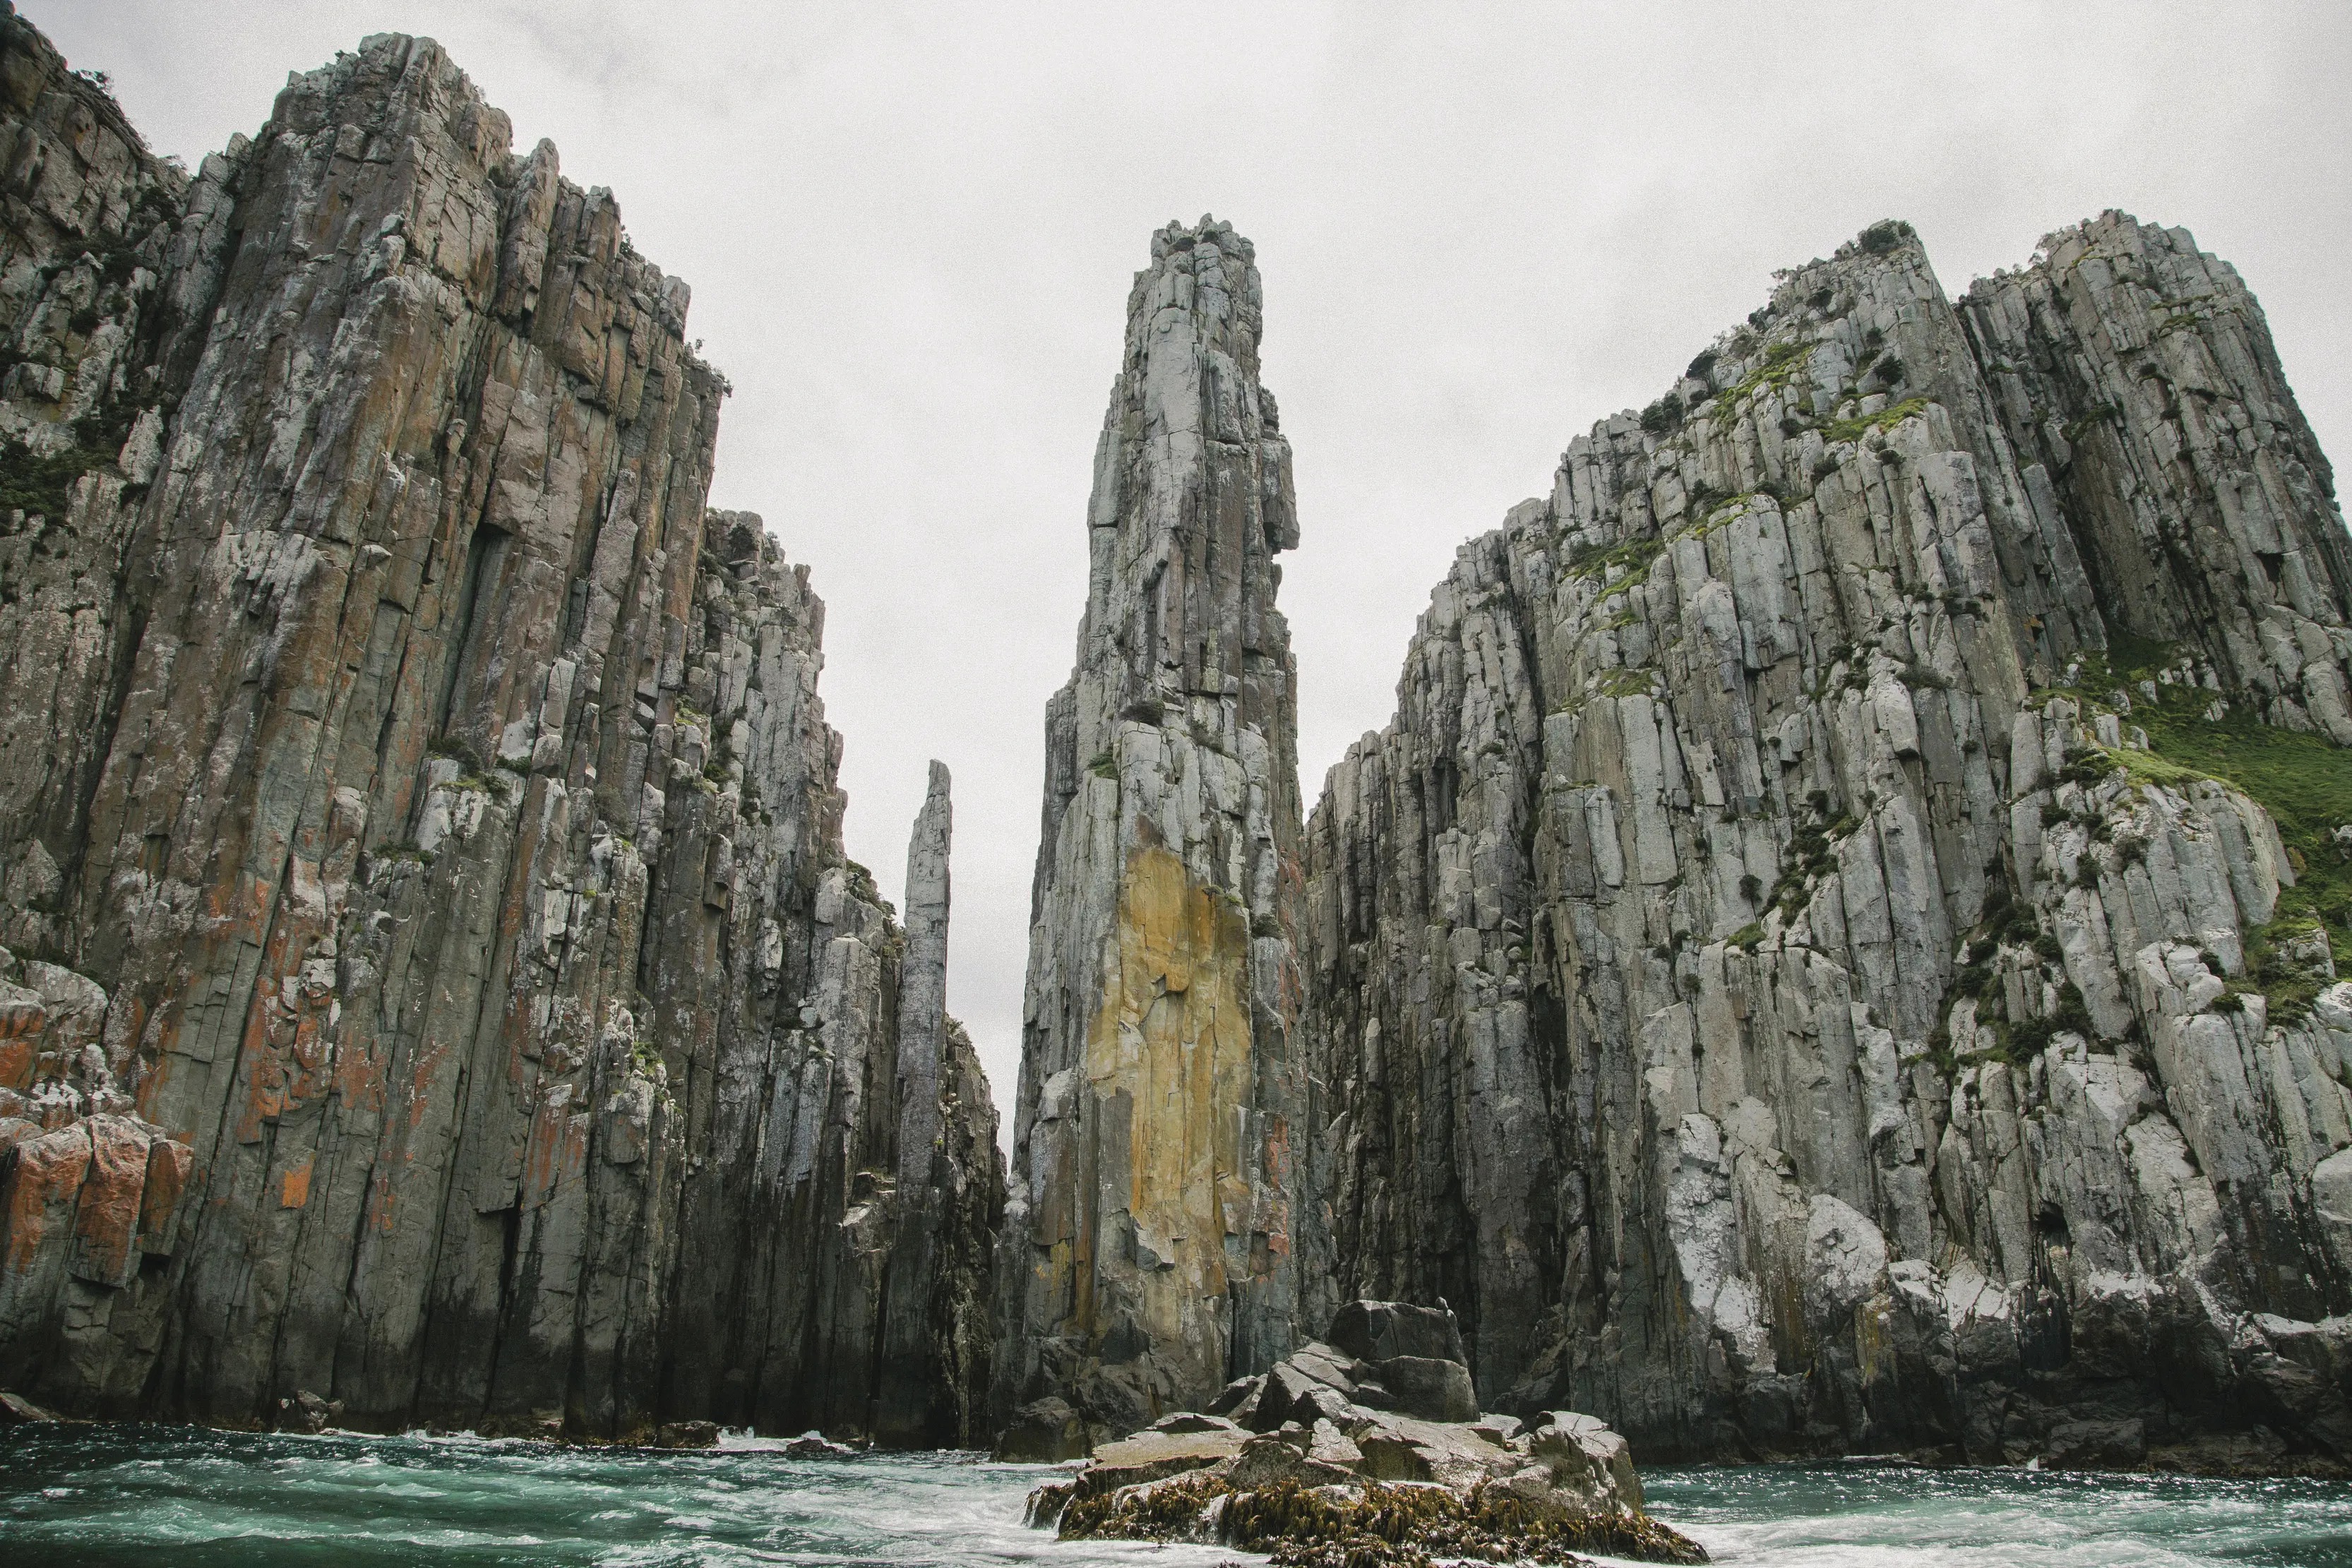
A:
992,217,1311,1454
0,12,1001,1444
8,0,2351,1475
1306,215,2352,1468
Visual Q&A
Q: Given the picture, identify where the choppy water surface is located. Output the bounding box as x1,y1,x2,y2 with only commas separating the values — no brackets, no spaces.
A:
1647,1462,2352,1566
3,1425,2347,1567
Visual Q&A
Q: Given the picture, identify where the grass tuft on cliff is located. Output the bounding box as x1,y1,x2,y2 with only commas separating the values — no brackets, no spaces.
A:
2043,629,2352,975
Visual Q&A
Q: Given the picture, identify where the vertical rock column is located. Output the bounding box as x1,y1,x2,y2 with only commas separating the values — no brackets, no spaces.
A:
0,16,1005,1444
993,217,1309,1452
1958,213,2352,738
1303,215,2352,1465
873,761,957,1442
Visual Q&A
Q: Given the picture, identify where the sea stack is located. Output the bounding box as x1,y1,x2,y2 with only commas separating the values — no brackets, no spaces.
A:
991,217,1312,1455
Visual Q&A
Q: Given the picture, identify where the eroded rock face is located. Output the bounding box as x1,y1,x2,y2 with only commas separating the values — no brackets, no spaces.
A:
1306,216,2352,1467
0,12,1001,1444
991,215,1311,1451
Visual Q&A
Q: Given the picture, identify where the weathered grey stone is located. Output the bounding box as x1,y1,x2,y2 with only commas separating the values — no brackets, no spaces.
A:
1328,1298,1469,1365
0,13,1001,1445
1082,1423,1250,1486
1204,1374,1260,1416
1524,1411,1644,1513
1224,1430,1360,1490
0,1389,63,1425
1152,1410,1240,1434
1248,1359,1351,1432
1304,216,2352,1468
991,215,1312,1444
1366,1354,1478,1423
1044,1397,1705,1562
996,1395,1098,1462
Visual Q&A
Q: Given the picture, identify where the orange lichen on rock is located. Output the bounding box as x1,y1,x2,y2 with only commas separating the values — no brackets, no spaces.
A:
69,1116,151,1288
280,1159,313,1210
521,1084,587,1208
1,1123,91,1276
0,989,43,1091
137,1137,191,1254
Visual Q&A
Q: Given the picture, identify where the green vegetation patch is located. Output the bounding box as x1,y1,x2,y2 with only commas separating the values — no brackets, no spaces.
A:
1667,490,1775,546
1857,219,1916,256
2043,633,2352,971
0,426,121,520
2102,746,2207,790
2226,916,2334,1025
1709,339,1817,416
1821,397,1931,445
2061,402,2125,446
1567,532,1666,584
1759,801,1863,918
2139,708,2352,969
1594,666,1660,699
0,325,150,521
1639,393,1685,436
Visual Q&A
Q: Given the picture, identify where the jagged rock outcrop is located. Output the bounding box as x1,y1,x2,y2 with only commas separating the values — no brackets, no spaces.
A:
0,11,1001,1444
1032,1299,1705,1567
992,215,1312,1454
1306,215,2352,1469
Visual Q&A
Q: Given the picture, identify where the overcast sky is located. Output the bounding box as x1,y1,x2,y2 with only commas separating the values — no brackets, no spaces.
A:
50,1,2352,1135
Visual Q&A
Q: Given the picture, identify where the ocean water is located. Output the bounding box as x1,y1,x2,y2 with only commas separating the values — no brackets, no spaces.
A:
2,1424,2347,1567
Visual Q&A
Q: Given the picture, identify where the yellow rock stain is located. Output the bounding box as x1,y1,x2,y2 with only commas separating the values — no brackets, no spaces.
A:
1077,844,1255,1394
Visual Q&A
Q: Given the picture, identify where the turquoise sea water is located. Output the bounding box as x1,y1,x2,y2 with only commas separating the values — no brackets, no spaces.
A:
2,1425,2347,1566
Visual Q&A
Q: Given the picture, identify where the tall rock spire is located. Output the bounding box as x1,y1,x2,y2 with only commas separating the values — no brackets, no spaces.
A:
992,216,1309,1452
873,761,955,1441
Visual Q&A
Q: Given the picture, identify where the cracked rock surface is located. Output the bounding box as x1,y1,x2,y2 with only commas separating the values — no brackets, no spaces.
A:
0,11,1001,1444
1029,1300,1705,1566
991,215,1313,1456
1304,216,2352,1468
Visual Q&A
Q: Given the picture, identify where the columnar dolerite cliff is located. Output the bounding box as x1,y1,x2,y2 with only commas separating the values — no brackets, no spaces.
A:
7,0,2352,1476
0,12,1001,1443
1306,215,2352,1467
992,217,1313,1454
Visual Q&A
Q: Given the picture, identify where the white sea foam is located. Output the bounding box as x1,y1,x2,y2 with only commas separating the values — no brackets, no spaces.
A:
0,1427,2345,1567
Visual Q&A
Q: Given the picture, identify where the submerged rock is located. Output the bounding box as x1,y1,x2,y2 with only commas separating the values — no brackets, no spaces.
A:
275,1389,345,1435
0,1389,62,1425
